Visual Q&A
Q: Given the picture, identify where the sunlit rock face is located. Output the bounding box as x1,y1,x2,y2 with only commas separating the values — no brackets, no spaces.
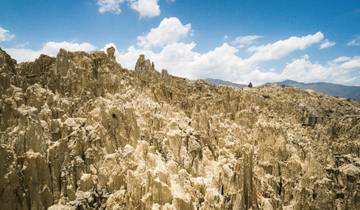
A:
0,48,359,210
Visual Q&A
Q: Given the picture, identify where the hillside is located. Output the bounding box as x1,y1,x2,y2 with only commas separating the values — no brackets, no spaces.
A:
205,78,247,88
206,78,360,100
0,48,359,210
276,80,360,100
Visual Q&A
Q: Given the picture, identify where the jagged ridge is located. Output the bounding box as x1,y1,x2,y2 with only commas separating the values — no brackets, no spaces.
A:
0,47,359,210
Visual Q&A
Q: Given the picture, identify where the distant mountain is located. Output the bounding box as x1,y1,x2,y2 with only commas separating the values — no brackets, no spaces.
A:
275,80,360,100
206,78,360,100
205,78,247,88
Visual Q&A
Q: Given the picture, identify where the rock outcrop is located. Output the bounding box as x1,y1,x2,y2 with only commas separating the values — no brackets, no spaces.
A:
0,48,359,210
135,54,155,72
106,47,116,61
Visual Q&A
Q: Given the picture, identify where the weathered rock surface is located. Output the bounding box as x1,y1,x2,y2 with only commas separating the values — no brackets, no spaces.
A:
0,47,359,210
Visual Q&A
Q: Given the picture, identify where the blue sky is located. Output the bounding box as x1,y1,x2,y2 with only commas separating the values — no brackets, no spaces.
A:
1,0,360,85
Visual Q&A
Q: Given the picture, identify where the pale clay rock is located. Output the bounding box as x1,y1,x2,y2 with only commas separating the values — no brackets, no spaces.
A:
0,48,359,210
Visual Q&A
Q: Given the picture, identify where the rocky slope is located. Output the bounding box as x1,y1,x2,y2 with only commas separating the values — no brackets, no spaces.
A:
205,79,247,89
0,47,359,210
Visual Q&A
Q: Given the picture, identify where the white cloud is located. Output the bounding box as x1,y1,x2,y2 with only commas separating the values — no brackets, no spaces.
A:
332,56,350,63
41,41,96,55
339,56,360,69
5,41,96,63
97,0,125,14
0,26,15,43
112,42,284,84
128,0,160,18
231,35,262,49
114,42,247,81
5,38,359,85
4,48,40,62
115,31,359,85
319,39,336,49
246,32,324,64
2,16,358,86
137,17,191,49
282,57,360,85
97,0,160,17
280,56,330,82
279,55,360,84
347,36,360,46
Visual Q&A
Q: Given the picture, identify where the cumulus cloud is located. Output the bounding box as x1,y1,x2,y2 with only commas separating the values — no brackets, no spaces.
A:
231,35,262,49
347,36,360,46
5,41,96,63
246,32,324,64
280,55,360,84
3,17,358,85
128,0,160,18
4,48,40,62
97,0,160,17
6,38,359,85
331,56,350,63
0,26,15,43
137,17,191,49
106,18,357,85
339,56,360,69
97,0,125,14
41,41,96,55
115,42,360,85
114,28,358,85
319,39,336,49
280,56,330,82
116,42,253,82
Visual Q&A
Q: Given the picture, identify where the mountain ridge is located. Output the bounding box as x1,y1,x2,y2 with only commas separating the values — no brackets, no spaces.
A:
1,48,359,210
275,79,360,100
205,78,247,88
205,77,360,100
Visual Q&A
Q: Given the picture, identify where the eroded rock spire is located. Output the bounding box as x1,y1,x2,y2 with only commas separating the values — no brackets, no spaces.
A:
135,54,155,71
106,46,116,61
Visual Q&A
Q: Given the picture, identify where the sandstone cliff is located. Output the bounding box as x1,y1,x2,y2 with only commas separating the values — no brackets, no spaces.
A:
0,48,359,210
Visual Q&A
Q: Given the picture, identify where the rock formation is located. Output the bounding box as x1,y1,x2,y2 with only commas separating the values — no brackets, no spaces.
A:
0,47,359,210
135,54,155,72
106,47,116,61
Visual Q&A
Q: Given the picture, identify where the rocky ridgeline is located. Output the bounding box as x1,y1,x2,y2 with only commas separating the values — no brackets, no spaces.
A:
0,47,359,210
